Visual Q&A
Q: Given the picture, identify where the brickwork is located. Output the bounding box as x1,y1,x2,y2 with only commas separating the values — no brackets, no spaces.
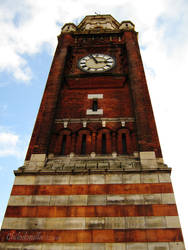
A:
0,15,185,249
25,23,162,159
123,32,162,157
25,34,74,160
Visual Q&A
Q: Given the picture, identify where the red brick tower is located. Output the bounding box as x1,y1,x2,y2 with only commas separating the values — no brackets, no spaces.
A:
0,15,185,249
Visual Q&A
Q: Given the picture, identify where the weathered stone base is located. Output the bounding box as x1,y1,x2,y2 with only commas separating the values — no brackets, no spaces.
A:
0,155,185,249
0,242,185,250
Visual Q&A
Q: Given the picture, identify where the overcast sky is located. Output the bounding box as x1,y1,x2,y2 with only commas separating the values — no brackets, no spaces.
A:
0,0,188,247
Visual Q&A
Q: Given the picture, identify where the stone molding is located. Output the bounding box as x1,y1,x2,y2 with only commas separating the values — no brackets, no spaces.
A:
18,154,169,174
55,117,135,124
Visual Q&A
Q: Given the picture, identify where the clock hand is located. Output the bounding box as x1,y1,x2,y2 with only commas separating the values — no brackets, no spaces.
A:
90,55,98,63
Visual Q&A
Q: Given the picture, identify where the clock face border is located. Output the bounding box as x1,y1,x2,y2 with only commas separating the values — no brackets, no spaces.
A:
78,54,116,73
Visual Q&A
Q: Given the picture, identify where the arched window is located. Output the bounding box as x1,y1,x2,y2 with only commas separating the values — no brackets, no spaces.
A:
81,134,86,154
117,128,132,155
122,133,127,154
96,128,112,154
51,129,72,156
76,129,92,155
102,133,107,154
61,135,67,155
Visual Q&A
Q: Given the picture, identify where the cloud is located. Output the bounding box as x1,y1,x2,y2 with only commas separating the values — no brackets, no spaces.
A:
0,0,57,82
0,0,93,82
0,0,175,83
0,128,26,158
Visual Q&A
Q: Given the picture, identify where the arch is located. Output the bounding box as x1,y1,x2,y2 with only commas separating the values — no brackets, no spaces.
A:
116,128,132,155
96,128,112,154
54,129,72,155
75,129,92,155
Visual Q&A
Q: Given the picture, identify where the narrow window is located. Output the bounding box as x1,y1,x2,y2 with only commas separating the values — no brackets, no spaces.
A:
102,133,106,154
92,99,98,111
81,134,86,154
122,133,127,154
61,135,67,155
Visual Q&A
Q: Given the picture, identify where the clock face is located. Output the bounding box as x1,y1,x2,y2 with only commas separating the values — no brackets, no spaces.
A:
78,54,115,73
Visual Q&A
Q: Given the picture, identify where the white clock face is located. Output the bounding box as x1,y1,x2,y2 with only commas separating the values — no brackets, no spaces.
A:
78,54,115,73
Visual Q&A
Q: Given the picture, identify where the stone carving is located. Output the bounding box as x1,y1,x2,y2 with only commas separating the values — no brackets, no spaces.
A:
43,156,141,172
78,15,120,31
84,21,116,30
61,23,77,33
119,21,135,30
19,155,167,173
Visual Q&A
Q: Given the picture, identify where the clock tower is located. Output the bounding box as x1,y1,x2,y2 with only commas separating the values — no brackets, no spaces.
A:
0,15,185,249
